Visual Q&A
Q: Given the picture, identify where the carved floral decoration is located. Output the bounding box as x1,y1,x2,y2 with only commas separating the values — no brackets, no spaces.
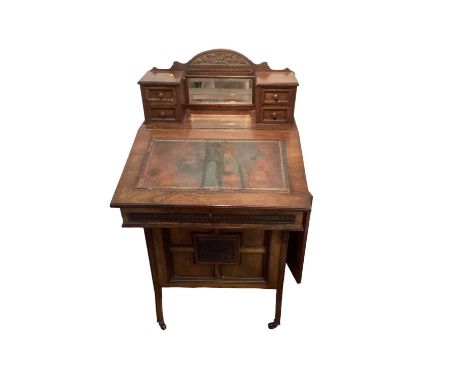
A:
191,52,250,66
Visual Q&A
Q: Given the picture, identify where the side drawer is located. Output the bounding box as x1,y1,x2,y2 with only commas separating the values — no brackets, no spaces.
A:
143,87,176,104
120,209,305,230
146,106,177,122
262,89,292,105
261,107,290,123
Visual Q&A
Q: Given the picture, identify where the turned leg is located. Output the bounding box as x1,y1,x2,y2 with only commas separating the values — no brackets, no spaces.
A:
269,231,289,329
144,228,166,330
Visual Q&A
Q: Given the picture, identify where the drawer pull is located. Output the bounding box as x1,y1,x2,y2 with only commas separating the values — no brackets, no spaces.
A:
158,92,164,99
272,112,277,120
273,94,279,101
160,111,166,118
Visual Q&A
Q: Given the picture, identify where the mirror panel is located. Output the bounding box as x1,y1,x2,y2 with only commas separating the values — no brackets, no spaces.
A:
188,78,253,105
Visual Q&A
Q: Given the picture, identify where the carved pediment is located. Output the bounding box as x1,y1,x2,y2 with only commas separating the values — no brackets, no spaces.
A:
188,49,253,67
169,49,273,73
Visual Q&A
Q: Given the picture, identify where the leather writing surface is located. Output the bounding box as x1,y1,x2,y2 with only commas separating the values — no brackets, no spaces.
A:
137,138,289,192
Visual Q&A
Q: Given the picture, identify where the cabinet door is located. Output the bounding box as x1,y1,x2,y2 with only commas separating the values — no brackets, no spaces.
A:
159,228,283,288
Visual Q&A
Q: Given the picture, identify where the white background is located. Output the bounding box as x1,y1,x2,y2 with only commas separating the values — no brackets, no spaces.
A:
1,1,467,381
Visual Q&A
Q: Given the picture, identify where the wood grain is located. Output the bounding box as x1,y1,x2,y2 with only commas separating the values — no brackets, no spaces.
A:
111,50,312,329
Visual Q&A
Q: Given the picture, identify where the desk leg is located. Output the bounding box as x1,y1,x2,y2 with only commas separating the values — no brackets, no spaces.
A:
144,228,166,330
268,231,289,329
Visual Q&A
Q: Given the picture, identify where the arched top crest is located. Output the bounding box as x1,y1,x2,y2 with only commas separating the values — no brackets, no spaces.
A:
187,49,254,67
168,49,275,74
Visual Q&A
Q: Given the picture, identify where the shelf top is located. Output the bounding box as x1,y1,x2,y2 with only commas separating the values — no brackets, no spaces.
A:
256,71,299,86
138,70,184,84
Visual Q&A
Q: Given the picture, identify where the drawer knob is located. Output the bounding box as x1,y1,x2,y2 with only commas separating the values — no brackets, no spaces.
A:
272,112,277,120
158,92,164,99
273,94,279,101
160,111,166,118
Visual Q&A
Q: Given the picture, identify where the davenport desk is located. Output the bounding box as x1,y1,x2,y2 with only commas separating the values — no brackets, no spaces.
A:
111,50,312,330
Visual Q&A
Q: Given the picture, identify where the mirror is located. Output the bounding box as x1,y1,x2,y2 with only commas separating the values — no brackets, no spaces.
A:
188,77,253,105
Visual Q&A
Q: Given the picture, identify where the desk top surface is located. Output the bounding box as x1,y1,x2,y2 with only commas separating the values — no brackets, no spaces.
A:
111,117,311,210
137,138,290,192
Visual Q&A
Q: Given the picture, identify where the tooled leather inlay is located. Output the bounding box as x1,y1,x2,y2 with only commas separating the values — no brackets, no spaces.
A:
136,138,289,192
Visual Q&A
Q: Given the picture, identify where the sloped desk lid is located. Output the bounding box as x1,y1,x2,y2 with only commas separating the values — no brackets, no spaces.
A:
111,126,311,210
136,138,289,192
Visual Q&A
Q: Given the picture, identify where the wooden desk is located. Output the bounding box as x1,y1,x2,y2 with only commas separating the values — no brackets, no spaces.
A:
111,50,312,330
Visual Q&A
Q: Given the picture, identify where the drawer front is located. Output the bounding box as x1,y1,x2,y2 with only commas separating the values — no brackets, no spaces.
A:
122,210,302,229
147,106,176,121
263,89,292,105
144,87,176,104
261,108,290,123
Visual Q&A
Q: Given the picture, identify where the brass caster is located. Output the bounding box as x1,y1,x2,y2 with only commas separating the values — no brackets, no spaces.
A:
158,321,167,330
268,321,279,329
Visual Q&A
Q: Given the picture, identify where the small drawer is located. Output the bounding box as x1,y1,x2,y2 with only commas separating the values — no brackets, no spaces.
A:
144,87,175,104
261,108,290,123
147,106,176,121
263,89,291,105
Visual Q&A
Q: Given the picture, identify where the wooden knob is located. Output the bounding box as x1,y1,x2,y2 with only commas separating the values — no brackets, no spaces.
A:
158,92,164,99
273,94,279,101
160,111,166,118
272,112,277,120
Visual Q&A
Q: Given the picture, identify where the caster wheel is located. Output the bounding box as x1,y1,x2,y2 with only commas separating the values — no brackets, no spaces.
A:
158,321,167,330
268,321,279,329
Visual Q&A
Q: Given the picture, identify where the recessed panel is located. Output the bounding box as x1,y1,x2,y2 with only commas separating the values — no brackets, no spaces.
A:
221,253,265,279
242,230,265,247
194,234,240,264
172,252,215,278
169,228,192,245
